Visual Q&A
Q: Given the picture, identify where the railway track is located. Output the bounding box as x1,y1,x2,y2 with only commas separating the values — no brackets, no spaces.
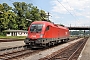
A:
0,45,42,60
0,37,83,60
0,45,26,60
39,37,88,60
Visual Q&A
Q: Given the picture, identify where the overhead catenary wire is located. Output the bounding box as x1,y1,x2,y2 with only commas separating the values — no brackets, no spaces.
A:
57,0,77,20
66,0,79,20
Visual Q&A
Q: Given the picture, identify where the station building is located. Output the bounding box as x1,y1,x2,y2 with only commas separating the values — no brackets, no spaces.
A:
4,30,28,36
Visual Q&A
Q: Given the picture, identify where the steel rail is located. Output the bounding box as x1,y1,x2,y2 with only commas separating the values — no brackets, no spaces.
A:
67,38,87,60
0,45,26,55
39,37,88,60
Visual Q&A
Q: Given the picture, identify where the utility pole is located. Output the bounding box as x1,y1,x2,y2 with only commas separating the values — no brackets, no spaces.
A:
47,12,50,21
70,24,71,27
84,30,85,38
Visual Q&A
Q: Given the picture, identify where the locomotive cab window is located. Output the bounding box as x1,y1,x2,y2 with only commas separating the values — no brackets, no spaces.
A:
30,24,43,32
46,26,50,31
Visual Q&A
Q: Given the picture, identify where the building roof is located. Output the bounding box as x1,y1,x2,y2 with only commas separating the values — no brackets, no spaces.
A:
4,30,28,32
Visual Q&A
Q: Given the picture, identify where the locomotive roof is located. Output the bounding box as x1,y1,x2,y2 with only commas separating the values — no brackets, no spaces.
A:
31,21,69,30
31,21,51,24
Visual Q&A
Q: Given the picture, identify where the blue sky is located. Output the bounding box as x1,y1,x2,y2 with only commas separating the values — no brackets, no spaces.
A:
1,0,90,27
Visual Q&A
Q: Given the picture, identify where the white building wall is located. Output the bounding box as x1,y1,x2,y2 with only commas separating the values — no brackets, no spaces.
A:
17,32,27,36
6,31,28,36
7,32,11,36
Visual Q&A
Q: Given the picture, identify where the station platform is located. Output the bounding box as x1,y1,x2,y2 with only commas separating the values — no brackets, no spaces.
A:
78,37,90,60
0,41,25,50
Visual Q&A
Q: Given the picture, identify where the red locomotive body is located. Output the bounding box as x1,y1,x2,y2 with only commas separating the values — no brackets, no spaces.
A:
24,21,69,47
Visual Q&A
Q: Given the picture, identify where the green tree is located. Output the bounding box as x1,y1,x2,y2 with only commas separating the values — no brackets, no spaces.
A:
0,4,4,33
2,3,12,12
30,6,41,21
0,4,4,12
0,3,12,32
0,2,49,35
13,2,28,30
7,11,17,29
12,2,47,30
40,10,46,20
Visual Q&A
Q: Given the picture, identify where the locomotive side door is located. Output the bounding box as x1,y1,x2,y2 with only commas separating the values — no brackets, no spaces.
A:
44,25,51,38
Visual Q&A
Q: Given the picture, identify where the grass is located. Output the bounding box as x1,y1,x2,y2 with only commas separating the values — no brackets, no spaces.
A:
0,36,26,39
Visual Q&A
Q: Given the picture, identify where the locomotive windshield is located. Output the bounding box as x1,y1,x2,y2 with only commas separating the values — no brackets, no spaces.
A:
30,24,43,32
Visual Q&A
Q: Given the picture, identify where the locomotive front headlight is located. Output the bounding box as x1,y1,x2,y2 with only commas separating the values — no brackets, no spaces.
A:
40,34,43,38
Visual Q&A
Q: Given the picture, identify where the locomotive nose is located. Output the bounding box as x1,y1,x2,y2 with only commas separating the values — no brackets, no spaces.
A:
30,33,43,39
31,35,36,38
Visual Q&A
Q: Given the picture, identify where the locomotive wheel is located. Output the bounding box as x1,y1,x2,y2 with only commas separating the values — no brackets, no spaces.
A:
61,40,64,43
64,39,68,43
63,39,68,43
47,42,51,47
51,42,55,46
55,41,57,44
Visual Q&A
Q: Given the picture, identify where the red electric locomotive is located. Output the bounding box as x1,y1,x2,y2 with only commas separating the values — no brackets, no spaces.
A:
24,21,69,47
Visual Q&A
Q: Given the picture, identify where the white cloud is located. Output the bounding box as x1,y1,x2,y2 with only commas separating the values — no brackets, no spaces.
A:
50,0,90,26
49,13,63,22
51,0,90,13
86,16,90,18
